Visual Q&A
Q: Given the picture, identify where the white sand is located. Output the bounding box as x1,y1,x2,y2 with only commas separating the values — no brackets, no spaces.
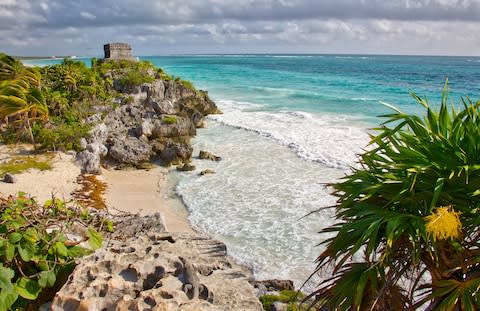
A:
102,167,194,233
1,144,193,233
0,145,79,202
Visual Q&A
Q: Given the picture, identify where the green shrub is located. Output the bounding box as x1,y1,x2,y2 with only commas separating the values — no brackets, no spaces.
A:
117,70,154,89
162,116,177,124
259,290,304,311
34,121,91,151
308,82,480,310
0,193,105,310
180,79,195,91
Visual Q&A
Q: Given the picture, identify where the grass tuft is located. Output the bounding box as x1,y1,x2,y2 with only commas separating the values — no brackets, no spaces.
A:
0,154,53,178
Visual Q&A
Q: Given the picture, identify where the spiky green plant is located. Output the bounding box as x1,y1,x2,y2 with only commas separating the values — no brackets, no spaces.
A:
307,82,480,310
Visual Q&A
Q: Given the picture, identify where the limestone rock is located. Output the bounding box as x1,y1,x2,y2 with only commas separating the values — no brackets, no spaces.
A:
160,143,193,166
76,150,102,175
271,301,288,311
80,69,221,170
199,169,215,176
151,99,176,115
145,79,165,102
3,173,17,183
151,117,196,139
86,143,108,157
177,163,196,172
199,150,222,161
52,227,262,311
108,137,153,165
253,279,295,292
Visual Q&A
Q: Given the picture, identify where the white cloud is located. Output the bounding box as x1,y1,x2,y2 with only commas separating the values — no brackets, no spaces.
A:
1,0,480,56
80,11,96,20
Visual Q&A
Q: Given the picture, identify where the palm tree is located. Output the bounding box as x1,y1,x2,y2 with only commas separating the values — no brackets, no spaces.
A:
0,78,48,145
306,82,480,310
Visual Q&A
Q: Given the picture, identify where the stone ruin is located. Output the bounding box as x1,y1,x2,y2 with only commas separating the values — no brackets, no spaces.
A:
103,43,136,61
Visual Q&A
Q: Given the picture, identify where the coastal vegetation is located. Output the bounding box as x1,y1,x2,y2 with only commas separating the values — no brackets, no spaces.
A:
0,53,196,153
259,290,304,310
0,193,106,310
308,83,480,310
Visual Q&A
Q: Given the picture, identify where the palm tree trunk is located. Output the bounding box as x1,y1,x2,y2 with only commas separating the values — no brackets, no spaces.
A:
24,113,36,149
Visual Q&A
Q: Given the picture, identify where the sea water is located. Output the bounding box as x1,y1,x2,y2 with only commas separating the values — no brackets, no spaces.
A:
146,55,480,289
26,54,480,289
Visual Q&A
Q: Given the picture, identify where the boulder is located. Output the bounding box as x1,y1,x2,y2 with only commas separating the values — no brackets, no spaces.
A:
151,117,196,139
177,163,196,172
108,137,153,165
76,150,102,175
253,280,295,292
51,221,262,311
271,301,288,311
199,150,222,161
199,169,216,176
160,143,193,166
86,143,108,157
3,173,17,183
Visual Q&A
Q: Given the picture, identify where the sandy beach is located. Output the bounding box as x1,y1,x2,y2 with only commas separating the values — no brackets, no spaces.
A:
102,167,194,233
1,145,193,233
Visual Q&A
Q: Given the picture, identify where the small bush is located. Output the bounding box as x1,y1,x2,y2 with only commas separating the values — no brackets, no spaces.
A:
259,290,304,311
35,121,91,151
0,193,106,310
180,79,195,91
117,70,154,89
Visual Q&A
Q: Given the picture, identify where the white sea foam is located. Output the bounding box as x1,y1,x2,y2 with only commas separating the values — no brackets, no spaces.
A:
174,101,371,289
175,123,343,289
208,99,370,169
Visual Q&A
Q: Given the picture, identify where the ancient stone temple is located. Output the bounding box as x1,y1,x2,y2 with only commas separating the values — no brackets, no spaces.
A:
103,43,135,60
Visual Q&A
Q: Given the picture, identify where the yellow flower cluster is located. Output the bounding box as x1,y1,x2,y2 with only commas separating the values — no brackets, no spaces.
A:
424,206,462,240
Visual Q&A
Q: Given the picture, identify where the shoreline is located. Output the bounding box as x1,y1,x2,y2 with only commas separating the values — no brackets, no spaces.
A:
102,166,195,233
0,144,196,235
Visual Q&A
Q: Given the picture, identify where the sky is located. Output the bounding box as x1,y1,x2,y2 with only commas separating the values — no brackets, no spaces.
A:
1,0,480,56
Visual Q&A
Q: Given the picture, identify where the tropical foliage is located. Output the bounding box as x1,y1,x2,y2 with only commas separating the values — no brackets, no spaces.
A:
0,54,48,145
0,193,107,310
307,83,480,310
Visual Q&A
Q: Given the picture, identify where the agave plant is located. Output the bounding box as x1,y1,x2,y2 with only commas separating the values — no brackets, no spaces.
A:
307,82,480,310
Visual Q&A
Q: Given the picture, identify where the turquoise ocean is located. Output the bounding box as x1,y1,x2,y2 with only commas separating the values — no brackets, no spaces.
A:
25,55,480,288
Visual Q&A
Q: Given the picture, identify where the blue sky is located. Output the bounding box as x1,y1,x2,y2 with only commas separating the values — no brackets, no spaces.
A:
1,0,480,56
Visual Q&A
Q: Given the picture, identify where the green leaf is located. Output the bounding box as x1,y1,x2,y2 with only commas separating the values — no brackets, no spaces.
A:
23,227,38,243
17,242,32,262
0,266,14,291
0,290,18,311
38,271,56,288
14,278,41,300
54,242,68,258
67,245,88,257
86,228,103,250
8,232,22,244
5,242,15,262
430,177,445,210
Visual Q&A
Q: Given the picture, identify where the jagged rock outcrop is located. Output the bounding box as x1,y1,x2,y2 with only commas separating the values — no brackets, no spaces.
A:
199,150,222,161
177,163,196,172
51,215,262,311
76,71,221,173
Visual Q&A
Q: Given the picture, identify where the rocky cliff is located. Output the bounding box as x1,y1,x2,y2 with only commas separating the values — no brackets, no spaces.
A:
50,214,263,311
76,67,221,174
